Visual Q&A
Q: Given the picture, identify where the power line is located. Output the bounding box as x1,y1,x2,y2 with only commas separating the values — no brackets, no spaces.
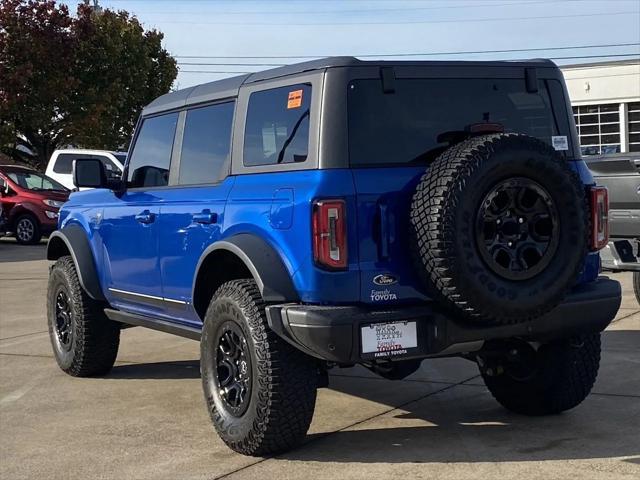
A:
158,10,639,25
133,0,560,16
540,53,640,60
173,42,640,63
107,0,639,2
179,70,254,74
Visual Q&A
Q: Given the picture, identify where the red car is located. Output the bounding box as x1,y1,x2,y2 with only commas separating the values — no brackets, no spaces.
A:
0,165,69,245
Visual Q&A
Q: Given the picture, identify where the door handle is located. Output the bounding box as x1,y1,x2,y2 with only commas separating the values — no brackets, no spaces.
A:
135,210,155,224
193,210,218,225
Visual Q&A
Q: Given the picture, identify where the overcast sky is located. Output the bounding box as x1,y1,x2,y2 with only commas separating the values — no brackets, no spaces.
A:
67,0,640,88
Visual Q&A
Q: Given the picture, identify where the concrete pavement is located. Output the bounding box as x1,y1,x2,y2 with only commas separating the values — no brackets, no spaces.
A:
1,237,638,479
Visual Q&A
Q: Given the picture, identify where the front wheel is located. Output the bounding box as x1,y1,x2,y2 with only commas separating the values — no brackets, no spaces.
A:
15,214,41,245
47,256,120,376
480,334,601,415
633,271,640,305
201,279,318,456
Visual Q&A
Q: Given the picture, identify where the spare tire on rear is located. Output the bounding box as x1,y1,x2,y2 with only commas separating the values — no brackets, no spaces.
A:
410,133,589,325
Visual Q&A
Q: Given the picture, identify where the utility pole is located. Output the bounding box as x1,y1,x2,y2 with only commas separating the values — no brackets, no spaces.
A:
83,0,103,13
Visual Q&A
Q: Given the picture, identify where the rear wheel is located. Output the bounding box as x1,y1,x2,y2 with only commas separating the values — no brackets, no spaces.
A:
15,214,41,245
479,334,601,415
633,271,640,305
47,256,120,376
201,279,318,456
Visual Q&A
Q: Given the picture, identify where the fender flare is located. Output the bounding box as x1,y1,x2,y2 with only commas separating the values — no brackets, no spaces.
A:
193,234,299,304
46,224,105,301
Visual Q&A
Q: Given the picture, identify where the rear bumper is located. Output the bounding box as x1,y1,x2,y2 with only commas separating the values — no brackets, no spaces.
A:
265,277,621,363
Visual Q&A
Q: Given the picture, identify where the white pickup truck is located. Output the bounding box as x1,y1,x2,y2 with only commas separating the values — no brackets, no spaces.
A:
45,149,126,190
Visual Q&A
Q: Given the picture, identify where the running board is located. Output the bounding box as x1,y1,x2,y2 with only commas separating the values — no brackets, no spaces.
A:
104,309,201,341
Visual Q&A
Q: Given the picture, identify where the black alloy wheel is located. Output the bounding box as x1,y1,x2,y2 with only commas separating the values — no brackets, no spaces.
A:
54,289,74,351
476,177,560,281
214,321,252,417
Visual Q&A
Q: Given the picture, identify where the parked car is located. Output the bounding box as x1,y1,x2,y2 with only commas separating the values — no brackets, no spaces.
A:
46,57,621,456
45,149,125,190
0,178,7,238
0,165,69,244
585,152,640,303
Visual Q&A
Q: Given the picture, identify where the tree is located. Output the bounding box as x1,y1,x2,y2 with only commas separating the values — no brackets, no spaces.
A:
0,0,76,167
0,0,178,169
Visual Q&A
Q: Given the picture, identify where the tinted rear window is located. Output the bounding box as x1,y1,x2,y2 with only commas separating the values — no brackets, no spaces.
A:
244,84,311,167
348,78,564,166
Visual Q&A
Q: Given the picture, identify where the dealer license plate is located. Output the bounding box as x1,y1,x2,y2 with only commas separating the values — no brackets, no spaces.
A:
361,321,418,356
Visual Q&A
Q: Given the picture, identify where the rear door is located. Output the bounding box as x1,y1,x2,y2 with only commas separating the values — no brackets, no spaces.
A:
347,70,572,304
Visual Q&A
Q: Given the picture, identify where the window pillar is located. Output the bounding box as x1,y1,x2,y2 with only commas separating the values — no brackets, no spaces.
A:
620,102,629,153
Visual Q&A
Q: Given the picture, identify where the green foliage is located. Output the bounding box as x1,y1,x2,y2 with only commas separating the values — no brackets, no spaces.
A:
0,0,178,169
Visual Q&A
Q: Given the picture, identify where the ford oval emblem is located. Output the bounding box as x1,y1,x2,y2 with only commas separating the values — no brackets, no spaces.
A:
373,274,398,286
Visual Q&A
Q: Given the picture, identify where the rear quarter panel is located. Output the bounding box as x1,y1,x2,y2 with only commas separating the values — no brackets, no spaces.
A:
224,169,360,303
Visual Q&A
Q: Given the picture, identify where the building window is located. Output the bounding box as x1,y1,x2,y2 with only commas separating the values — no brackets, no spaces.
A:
628,102,640,153
573,103,620,156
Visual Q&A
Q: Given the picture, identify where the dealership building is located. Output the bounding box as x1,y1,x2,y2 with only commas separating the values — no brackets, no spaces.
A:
561,59,640,156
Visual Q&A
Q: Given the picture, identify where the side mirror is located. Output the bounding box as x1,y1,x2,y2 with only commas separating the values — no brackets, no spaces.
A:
0,177,7,196
73,159,110,189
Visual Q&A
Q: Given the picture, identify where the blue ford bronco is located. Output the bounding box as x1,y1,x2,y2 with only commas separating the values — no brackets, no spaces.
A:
46,57,621,456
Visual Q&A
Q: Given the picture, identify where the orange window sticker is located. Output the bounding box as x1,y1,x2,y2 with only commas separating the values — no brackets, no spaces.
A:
287,89,303,109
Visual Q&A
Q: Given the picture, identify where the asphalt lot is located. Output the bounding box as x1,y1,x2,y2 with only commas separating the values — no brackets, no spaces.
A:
0,237,638,480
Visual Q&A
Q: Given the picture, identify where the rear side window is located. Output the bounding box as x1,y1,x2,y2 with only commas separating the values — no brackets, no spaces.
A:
179,102,235,185
244,84,311,167
53,154,75,174
127,113,178,188
348,78,564,166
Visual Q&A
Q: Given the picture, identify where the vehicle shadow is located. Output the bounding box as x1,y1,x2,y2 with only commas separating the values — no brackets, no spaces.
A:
276,329,640,464
102,331,640,464
108,360,200,379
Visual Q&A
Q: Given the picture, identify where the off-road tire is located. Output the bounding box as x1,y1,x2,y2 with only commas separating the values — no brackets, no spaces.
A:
47,256,120,376
15,214,41,245
410,133,589,325
481,334,601,415
201,279,318,456
633,271,640,305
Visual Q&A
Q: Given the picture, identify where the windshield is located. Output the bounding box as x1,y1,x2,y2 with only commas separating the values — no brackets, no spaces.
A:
348,78,567,166
7,171,68,192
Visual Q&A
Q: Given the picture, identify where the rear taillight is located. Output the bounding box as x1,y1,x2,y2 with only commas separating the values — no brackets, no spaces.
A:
590,186,609,251
312,199,347,270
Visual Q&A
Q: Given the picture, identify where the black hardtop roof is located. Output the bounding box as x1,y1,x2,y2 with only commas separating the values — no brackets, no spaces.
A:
142,56,557,116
